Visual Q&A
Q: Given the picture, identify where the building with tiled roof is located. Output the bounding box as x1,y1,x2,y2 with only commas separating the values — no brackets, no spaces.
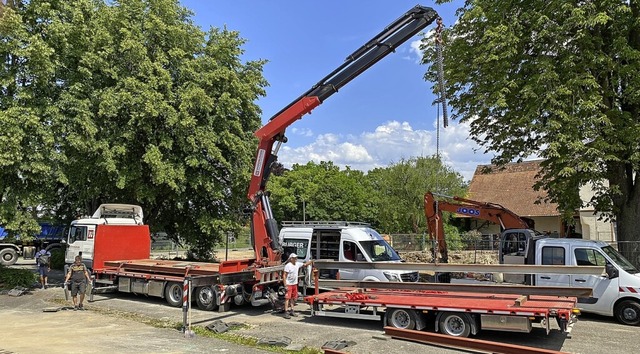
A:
464,160,615,241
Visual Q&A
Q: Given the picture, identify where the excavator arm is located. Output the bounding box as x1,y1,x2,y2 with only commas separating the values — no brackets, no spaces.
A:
424,191,531,263
248,6,440,265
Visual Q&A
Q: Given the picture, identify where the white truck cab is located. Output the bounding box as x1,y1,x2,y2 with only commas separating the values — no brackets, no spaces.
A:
279,221,418,283
500,230,640,325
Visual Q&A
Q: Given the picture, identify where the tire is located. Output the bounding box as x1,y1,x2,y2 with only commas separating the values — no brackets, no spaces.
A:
614,300,640,326
0,248,18,266
195,286,218,311
386,308,417,330
164,282,183,307
438,312,472,337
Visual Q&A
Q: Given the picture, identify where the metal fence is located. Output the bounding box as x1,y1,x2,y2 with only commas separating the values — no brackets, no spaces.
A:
389,233,640,268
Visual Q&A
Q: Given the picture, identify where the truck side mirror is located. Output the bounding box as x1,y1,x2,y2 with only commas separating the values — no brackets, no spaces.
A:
356,254,365,262
605,263,619,279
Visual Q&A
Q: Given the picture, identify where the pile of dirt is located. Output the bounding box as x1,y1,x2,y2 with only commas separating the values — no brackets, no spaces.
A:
400,251,499,265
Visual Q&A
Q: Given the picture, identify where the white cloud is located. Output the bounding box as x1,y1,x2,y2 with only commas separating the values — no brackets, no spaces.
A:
290,127,313,137
278,120,494,181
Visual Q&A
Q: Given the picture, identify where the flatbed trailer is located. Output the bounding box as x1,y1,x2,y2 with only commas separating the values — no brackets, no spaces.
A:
91,258,283,310
304,282,581,337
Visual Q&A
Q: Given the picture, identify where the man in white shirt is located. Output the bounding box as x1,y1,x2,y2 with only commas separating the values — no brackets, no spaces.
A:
283,253,313,319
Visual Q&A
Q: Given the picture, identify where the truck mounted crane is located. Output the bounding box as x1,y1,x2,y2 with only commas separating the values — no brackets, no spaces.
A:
424,191,532,263
247,5,441,266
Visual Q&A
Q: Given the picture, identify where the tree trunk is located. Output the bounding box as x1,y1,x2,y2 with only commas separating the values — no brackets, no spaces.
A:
609,161,640,269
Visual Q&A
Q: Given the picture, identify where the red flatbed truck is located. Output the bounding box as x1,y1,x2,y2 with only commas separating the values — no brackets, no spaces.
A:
66,204,283,310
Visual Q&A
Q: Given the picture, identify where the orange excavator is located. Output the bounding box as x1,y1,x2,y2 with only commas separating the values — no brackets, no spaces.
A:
424,191,532,263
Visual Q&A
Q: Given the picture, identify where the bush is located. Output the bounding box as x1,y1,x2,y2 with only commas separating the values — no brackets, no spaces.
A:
0,265,38,289
49,248,65,270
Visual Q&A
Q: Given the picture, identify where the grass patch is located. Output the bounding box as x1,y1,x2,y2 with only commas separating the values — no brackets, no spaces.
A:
0,264,38,290
48,298,322,353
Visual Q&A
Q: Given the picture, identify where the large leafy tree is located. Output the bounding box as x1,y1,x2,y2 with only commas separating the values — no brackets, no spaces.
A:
427,1,640,262
367,156,467,234
1,0,266,256
268,161,376,226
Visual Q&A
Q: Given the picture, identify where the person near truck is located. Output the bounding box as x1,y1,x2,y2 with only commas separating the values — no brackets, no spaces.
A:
282,253,313,319
64,255,92,310
35,248,51,289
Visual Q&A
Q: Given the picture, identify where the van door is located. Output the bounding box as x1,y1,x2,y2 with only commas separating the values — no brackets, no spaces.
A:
338,240,363,280
571,246,618,315
65,224,96,267
535,245,570,286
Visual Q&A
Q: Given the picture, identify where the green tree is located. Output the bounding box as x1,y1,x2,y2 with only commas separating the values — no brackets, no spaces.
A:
427,0,640,263
268,161,376,225
367,156,466,234
1,0,267,258
0,1,61,239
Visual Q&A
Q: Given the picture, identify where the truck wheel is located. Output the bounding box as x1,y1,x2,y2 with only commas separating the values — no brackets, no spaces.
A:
164,282,183,307
0,248,18,266
614,300,640,326
438,312,471,337
195,286,218,311
386,308,417,330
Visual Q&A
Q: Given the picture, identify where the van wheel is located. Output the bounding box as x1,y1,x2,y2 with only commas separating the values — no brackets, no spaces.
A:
0,248,18,266
615,300,640,326
195,286,218,311
438,312,472,337
164,282,183,307
386,308,417,330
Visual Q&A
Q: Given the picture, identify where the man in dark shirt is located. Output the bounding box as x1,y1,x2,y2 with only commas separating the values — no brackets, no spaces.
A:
64,255,92,310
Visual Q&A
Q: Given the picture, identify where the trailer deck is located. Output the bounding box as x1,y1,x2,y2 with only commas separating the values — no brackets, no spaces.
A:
306,288,577,318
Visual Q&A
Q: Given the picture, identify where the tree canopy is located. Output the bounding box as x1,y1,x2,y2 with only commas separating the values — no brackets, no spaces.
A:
268,157,467,234
427,1,640,256
0,0,266,254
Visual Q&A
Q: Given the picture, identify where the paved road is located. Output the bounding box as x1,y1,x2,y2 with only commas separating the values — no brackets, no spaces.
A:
2,258,638,353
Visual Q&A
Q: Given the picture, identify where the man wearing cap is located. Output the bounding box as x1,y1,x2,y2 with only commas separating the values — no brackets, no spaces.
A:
283,253,313,318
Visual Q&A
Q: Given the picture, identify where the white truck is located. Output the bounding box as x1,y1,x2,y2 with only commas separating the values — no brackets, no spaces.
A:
279,221,419,284
500,229,640,325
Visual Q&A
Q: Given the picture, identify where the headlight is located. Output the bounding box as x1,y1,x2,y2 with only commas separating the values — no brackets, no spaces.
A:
383,271,401,282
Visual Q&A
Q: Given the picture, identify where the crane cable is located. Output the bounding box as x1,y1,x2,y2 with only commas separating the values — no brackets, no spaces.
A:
433,17,448,263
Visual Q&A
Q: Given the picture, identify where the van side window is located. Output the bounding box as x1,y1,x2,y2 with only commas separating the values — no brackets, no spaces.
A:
282,239,309,259
541,246,565,265
574,248,607,266
343,241,357,261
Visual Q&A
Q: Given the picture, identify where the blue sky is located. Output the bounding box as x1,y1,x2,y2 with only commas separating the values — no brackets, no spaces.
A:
180,0,491,181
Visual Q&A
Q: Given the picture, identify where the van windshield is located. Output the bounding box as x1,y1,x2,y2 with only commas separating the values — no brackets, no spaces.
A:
360,240,401,262
602,246,639,273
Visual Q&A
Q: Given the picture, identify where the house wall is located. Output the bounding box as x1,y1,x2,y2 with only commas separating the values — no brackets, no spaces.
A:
578,182,616,241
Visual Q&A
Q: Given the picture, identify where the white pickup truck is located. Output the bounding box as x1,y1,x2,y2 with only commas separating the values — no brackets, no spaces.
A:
499,229,640,325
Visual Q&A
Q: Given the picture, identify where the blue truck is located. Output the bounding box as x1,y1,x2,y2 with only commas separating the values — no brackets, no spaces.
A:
0,223,66,266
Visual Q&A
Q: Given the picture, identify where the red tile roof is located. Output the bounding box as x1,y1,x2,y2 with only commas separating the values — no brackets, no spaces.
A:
467,160,560,217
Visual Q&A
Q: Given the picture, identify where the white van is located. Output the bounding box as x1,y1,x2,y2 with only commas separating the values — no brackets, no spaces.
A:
499,230,640,325
279,221,418,283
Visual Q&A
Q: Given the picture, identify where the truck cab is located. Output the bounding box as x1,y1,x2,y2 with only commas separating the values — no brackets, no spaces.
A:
64,204,145,270
500,230,640,325
279,221,419,284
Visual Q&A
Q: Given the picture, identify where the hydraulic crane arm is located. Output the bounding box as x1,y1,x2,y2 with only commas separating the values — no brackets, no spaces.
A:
248,6,440,265
424,191,531,263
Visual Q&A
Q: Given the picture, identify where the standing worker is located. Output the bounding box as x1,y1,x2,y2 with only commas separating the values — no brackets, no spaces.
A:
64,255,92,310
282,253,313,319
35,248,51,289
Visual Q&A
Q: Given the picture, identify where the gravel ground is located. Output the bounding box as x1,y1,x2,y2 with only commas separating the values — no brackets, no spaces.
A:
2,257,639,354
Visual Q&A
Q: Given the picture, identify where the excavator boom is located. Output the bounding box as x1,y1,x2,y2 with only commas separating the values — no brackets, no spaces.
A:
424,192,531,263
